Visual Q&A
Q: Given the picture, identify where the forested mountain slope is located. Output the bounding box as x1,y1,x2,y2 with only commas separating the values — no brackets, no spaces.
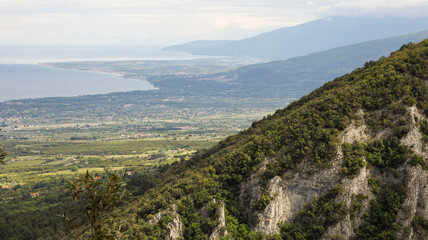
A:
113,39,428,239
217,30,428,98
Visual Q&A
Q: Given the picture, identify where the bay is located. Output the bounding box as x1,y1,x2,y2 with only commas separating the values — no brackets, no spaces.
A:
0,64,154,102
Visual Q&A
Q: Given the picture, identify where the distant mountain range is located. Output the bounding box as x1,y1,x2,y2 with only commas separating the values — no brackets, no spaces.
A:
156,30,428,100
218,30,428,95
163,16,428,60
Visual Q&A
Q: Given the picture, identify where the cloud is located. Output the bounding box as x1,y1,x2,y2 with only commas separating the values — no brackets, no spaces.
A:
0,0,427,45
316,0,428,18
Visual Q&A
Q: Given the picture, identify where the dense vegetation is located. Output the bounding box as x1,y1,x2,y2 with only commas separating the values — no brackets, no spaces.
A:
356,183,407,239
411,213,428,239
65,170,128,239
112,39,428,239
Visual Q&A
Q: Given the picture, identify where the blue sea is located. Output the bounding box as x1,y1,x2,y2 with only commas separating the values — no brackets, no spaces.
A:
0,64,156,102
0,45,208,102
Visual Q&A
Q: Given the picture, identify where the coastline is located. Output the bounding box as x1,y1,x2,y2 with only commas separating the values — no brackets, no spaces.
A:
39,62,155,85
0,64,157,102
40,62,128,79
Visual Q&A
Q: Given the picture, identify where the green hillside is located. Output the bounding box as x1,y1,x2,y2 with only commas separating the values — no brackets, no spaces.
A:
113,39,428,239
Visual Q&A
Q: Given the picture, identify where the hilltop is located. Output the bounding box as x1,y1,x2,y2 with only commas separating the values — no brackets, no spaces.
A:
115,39,428,239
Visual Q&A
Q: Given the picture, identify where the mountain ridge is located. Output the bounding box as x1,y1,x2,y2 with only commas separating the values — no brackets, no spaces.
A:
219,29,428,96
155,30,428,102
163,16,428,60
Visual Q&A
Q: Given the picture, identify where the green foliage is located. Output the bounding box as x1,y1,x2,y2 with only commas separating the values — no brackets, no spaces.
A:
409,155,426,168
368,176,380,194
355,183,407,240
419,120,428,143
393,125,411,139
341,142,366,177
7,140,210,156
65,169,128,239
125,172,157,196
341,137,411,177
233,225,258,239
391,115,411,138
349,194,368,219
0,207,68,240
0,129,6,164
411,213,428,239
255,195,271,211
226,215,254,239
365,112,393,131
365,137,410,170
177,197,215,239
0,177,74,239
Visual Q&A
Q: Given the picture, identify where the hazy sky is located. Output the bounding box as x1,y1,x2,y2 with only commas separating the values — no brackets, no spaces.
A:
1,0,427,46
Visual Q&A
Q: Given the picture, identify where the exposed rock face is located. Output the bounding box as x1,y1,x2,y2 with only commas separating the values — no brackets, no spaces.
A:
325,166,374,239
397,166,428,239
149,205,184,240
254,176,289,234
253,149,344,234
149,210,165,225
321,111,375,239
401,106,427,156
250,106,428,238
210,201,228,240
340,110,369,144
165,214,184,240
240,158,268,209
396,106,428,239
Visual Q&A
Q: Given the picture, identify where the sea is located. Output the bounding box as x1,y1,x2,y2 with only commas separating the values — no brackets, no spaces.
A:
0,45,206,102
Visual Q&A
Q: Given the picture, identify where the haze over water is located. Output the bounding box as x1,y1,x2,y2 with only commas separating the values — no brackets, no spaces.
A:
0,64,156,102
0,46,212,102
0,45,208,64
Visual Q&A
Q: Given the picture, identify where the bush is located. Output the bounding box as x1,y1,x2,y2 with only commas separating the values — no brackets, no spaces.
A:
368,176,380,194
341,142,365,177
412,213,428,239
356,183,406,239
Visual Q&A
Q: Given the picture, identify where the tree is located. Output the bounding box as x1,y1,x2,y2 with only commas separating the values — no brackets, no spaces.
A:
64,169,128,239
0,129,7,164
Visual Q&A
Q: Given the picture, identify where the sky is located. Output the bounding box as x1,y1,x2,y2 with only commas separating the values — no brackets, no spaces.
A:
1,0,428,46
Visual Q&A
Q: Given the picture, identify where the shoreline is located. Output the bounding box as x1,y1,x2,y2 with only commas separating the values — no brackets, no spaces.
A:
0,64,157,102
40,63,157,90
40,62,128,79
39,62,156,85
